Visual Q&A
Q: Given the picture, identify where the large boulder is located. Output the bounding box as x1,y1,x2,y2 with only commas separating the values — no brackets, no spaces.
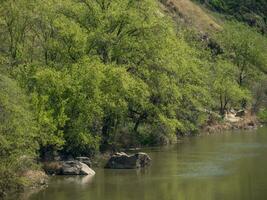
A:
80,162,95,175
105,152,151,169
76,157,92,167
62,161,95,176
44,160,95,176
225,113,241,123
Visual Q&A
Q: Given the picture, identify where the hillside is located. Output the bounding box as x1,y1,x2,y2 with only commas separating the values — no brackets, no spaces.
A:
194,0,267,33
161,0,222,32
0,0,267,198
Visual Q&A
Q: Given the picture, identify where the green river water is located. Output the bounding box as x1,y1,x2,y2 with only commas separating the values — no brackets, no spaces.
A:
25,127,267,200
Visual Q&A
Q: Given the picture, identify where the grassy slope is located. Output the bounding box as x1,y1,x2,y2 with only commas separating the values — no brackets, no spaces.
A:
160,0,222,33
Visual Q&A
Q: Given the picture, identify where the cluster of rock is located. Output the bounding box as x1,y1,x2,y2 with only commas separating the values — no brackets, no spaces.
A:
204,109,259,133
44,152,151,176
76,157,92,168
44,157,95,176
105,152,151,169
225,110,258,129
62,161,95,176
224,110,246,123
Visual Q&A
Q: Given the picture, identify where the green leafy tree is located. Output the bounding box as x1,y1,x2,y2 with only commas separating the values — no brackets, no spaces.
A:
0,0,38,66
211,60,251,115
0,74,38,198
214,22,267,87
195,0,267,33
14,66,69,156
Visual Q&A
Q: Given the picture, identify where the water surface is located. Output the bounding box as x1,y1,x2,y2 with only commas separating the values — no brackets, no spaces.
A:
28,127,267,200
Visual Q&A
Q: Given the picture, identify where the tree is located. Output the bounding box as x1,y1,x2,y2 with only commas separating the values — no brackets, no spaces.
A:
214,22,267,87
211,59,251,115
194,0,267,33
0,73,38,198
0,0,38,66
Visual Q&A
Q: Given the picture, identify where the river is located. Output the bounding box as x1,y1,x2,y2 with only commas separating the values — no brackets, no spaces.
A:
25,127,267,200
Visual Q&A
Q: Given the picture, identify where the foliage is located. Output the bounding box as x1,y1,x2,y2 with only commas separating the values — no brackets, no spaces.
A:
214,22,267,87
258,108,267,123
0,74,38,198
195,0,267,33
0,0,213,153
0,0,267,197
210,60,251,115
251,77,267,113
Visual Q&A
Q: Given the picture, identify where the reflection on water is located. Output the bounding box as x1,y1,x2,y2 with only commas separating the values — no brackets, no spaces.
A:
61,175,95,185
178,161,228,177
23,127,267,200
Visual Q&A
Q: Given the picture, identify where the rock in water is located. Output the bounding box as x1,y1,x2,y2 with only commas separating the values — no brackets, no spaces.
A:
76,157,92,167
105,152,151,169
136,152,151,168
62,161,81,175
80,162,95,176
62,161,95,176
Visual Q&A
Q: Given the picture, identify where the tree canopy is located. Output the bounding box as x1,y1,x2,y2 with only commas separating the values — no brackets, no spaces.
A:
0,0,267,197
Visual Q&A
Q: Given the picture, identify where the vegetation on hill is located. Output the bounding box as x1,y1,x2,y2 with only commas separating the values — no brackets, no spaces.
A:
194,0,267,33
0,74,38,198
0,0,266,197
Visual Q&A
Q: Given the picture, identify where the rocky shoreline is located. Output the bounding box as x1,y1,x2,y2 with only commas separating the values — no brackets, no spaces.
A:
42,152,151,175
21,111,261,197
202,110,259,133
21,151,151,195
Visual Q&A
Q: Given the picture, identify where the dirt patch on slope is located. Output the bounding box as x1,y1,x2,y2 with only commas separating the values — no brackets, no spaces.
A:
161,0,222,33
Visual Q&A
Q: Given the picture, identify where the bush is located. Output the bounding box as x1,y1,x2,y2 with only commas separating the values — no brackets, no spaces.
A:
258,108,267,123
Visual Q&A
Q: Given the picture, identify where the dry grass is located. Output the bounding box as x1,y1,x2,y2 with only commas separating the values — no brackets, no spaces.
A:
22,170,48,187
162,0,222,33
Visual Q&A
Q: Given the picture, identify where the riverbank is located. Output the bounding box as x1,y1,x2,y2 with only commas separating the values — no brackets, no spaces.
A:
18,127,267,200
22,170,48,188
5,170,48,200
16,111,261,199
29,112,261,171
202,111,259,134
